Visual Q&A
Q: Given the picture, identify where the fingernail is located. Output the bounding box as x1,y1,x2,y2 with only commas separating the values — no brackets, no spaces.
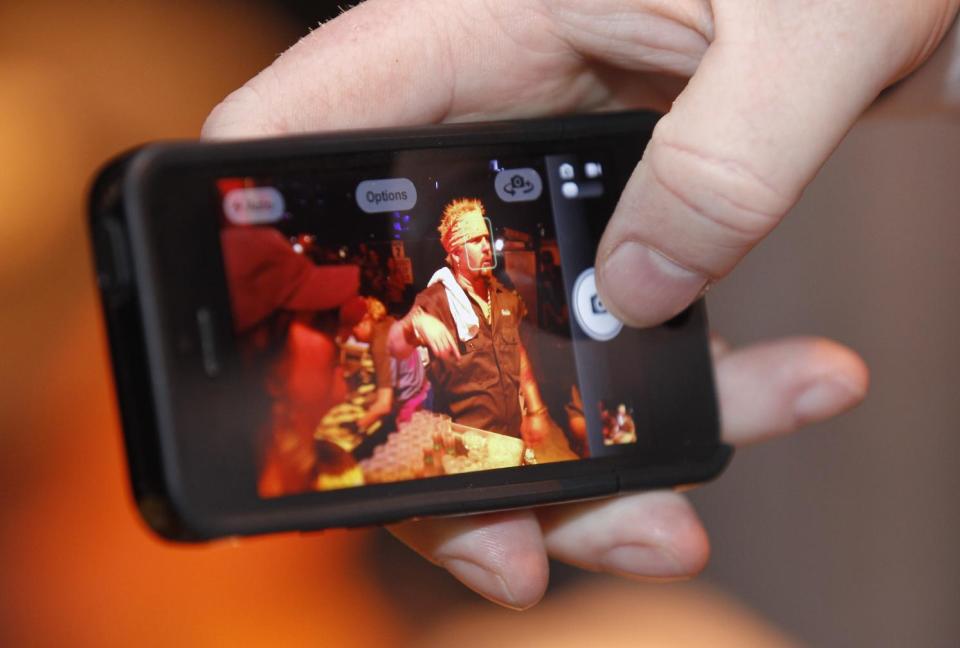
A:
599,242,706,327
794,378,865,426
600,544,687,579
441,558,523,610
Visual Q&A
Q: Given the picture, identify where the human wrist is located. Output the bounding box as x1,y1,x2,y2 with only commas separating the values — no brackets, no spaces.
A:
526,404,548,417
405,307,424,344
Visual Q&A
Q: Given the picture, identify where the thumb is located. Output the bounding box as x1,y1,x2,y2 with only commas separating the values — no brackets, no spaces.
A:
596,1,958,327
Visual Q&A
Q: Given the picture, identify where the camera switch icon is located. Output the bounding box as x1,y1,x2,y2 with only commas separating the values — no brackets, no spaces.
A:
495,168,543,202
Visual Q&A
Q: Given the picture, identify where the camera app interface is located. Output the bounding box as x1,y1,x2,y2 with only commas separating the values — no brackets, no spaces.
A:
216,150,647,497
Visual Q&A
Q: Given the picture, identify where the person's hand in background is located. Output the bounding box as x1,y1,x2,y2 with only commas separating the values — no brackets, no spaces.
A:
203,0,955,609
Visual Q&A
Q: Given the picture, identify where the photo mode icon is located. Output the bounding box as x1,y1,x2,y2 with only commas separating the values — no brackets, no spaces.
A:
572,268,623,342
590,293,607,315
495,168,542,203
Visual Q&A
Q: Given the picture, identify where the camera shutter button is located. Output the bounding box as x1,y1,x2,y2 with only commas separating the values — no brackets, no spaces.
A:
571,268,623,342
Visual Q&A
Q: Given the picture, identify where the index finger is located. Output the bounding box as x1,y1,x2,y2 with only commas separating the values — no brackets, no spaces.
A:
444,329,462,360
426,329,460,362
201,0,570,138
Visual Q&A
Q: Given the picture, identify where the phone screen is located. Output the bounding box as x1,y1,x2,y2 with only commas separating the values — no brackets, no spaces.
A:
210,145,695,498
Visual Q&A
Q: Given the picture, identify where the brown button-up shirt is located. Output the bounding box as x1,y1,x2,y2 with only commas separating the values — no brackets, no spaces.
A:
414,277,526,437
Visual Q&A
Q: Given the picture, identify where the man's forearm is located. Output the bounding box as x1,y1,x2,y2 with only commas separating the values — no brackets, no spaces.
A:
388,310,420,358
358,388,393,428
518,343,546,415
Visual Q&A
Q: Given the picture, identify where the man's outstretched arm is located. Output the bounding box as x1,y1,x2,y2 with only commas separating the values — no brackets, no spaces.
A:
388,306,461,362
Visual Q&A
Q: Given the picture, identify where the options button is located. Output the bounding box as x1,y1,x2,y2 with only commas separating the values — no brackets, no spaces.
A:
571,268,623,341
356,178,418,213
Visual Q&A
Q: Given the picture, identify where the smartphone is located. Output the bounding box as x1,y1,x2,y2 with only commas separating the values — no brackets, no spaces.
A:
89,110,730,541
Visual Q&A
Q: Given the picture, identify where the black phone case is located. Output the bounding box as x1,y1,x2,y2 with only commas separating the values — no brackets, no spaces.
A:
89,111,732,541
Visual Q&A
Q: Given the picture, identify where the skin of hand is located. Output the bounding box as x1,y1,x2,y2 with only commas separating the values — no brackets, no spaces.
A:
518,342,546,415
519,412,553,446
516,342,576,454
201,0,957,609
414,309,462,361
388,307,461,361
357,387,393,430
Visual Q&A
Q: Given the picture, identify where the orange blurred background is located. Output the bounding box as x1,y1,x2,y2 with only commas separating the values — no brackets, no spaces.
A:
0,2,413,645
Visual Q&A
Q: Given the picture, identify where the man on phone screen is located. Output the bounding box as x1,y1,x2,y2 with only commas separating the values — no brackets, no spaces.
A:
389,198,575,459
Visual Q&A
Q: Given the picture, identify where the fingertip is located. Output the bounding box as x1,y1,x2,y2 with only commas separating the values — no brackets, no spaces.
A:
200,87,245,140
201,86,271,140
709,332,732,359
390,511,548,610
494,546,550,610
440,554,546,611
792,338,869,427
673,504,711,578
601,494,710,581
596,239,707,328
717,336,870,446
812,338,870,394
541,492,709,581
437,531,548,611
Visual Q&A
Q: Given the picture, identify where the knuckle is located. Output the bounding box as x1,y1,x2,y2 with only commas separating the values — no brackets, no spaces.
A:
903,0,959,74
647,136,795,246
865,0,958,80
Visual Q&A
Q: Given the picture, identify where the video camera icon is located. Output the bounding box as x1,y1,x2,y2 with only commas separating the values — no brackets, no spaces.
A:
572,268,622,342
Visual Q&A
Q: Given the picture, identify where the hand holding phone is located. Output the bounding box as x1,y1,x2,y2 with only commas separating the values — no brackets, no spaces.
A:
90,0,923,609
91,110,866,609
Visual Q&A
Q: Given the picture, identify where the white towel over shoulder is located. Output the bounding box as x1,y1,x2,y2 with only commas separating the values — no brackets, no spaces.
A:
427,267,479,342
